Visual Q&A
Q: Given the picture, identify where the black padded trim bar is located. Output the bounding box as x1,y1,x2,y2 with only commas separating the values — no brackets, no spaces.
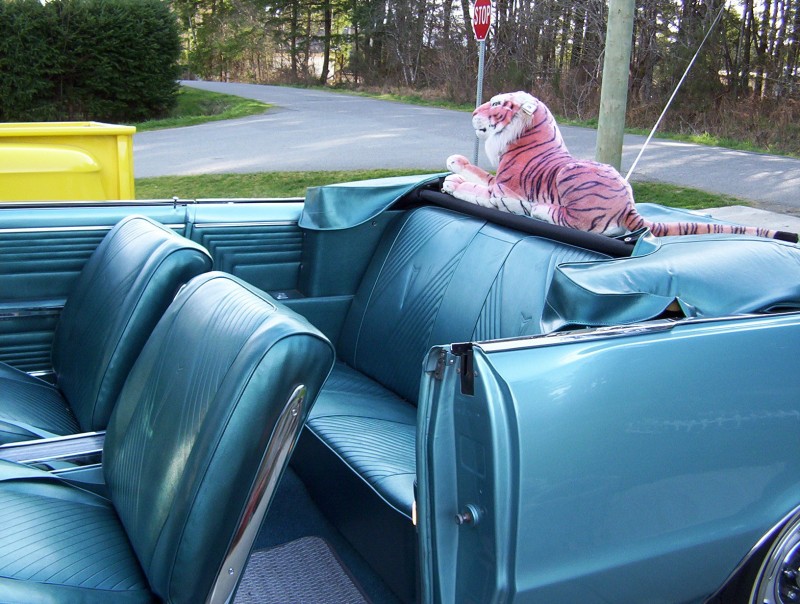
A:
415,188,635,257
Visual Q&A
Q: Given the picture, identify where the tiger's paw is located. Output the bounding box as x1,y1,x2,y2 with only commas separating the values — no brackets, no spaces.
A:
446,154,471,174
442,173,465,194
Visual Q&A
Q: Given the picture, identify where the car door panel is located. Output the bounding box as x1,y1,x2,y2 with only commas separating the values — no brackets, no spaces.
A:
0,203,187,371
418,314,800,603
188,201,304,295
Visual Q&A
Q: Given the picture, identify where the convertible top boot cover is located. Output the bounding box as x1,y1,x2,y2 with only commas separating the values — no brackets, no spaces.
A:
0,215,212,444
0,272,335,603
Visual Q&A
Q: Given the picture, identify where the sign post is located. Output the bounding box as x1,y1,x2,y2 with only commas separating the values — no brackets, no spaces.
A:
472,0,491,164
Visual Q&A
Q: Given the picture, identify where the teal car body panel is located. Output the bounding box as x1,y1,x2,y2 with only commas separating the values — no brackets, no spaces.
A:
419,314,800,603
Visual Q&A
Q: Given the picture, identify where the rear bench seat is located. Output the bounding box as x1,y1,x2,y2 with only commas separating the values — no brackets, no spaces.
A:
291,205,608,601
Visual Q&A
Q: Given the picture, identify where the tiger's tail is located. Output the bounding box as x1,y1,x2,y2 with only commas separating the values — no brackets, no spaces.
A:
628,215,799,243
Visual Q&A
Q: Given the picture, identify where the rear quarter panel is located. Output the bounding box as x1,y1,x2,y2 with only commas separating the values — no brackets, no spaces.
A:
419,314,800,603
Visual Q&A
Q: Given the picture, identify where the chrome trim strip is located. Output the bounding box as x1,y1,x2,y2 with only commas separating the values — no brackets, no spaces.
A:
0,200,190,209
206,384,308,604
193,221,299,229
0,225,113,234
472,312,800,355
0,305,61,315
28,370,55,379
0,431,106,465
0,197,303,209
195,197,305,204
15,448,103,467
0,224,184,234
473,320,679,354
0,306,62,321
50,462,102,474
0,430,105,449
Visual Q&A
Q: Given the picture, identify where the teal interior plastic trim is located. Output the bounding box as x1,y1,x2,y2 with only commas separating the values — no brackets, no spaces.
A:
299,173,445,230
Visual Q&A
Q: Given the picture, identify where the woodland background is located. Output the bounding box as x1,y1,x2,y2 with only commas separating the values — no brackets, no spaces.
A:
173,0,800,154
1,0,798,153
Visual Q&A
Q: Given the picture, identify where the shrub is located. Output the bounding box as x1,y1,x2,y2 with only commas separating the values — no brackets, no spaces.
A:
0,0,61,121
0,0,181,122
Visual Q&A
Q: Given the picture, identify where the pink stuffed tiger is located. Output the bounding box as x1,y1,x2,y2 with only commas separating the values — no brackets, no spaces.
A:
443,91,798,242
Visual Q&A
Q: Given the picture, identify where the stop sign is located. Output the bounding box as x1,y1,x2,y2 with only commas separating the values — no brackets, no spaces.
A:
472,0,492,41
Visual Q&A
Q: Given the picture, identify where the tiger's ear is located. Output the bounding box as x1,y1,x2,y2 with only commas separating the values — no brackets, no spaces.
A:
514,92,538,116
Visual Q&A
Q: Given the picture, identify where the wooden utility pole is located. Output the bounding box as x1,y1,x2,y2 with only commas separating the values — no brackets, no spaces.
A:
595,0,635,170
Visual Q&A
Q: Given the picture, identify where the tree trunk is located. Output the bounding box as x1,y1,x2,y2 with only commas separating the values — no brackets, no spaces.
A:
290,1,299,81
736,0,753,93
459,0,476,60
753,0,772,97
319,0,332,85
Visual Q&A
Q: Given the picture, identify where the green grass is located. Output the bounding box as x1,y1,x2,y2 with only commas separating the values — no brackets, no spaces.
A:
136,169,742,210
549,118,798,156
135,169,438,199
621,127,768,154
130,86,270,132
661,132,800,157
630,180,744,210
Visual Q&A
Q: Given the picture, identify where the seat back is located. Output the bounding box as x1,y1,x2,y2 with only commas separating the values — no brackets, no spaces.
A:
52,215,212,431
337,207,485,403
337,206,608,404
103,272,335,604
470,235,608,340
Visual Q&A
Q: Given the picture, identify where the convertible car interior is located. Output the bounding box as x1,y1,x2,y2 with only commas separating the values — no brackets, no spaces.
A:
1,175,799,603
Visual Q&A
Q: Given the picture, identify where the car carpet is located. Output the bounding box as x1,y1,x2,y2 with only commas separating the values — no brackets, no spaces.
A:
251,467,401,604
234,536,369,604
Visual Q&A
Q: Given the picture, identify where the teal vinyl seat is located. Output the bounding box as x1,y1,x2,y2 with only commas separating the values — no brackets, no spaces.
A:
0,215,212,444
0,272,335,603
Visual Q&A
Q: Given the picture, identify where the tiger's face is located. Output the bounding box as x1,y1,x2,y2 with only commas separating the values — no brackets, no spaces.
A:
473,91,539,166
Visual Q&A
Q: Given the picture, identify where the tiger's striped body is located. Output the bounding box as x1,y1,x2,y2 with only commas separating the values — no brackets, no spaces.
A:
443,91,798,241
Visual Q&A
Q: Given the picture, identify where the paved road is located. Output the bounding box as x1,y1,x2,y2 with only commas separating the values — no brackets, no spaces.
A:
134,80,800,217
135,81,477,176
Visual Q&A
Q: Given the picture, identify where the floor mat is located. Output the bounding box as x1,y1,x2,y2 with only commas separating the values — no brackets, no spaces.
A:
234,536,370,604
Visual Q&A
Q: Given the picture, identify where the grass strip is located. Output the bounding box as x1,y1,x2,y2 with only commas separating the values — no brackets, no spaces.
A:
629,181,743,210
135,169,436,199
131,86,270,132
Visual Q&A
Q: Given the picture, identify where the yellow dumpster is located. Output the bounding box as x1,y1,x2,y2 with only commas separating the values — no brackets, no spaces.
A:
0,122,136,201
